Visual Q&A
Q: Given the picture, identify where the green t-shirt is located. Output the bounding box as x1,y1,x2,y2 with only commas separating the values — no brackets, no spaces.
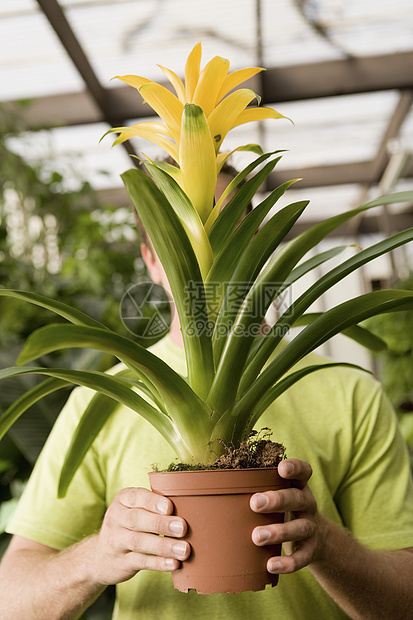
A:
7,336,413,619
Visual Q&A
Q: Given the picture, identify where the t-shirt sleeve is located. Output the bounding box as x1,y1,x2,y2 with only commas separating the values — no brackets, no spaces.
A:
335,376,413,551
6,386,107,550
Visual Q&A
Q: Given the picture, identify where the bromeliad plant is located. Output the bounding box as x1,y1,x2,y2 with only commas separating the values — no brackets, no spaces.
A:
1,43,413,496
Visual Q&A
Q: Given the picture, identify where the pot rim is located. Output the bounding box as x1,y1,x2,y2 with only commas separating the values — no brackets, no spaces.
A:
149,466,287,496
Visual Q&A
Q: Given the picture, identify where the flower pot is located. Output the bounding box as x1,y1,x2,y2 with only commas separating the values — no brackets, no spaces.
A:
149,467,289,594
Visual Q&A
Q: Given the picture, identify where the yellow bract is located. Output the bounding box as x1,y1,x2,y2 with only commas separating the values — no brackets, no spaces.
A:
179,104,217,224
107,42,286,220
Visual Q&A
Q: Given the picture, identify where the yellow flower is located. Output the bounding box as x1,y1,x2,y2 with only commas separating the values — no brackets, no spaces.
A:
106,42,286,222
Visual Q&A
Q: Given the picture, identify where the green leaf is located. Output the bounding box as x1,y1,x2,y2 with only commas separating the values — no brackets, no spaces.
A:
0,377,69,442
292,314,388,352
144,161,214,279
58,368,161,497
0,365,209,464
58,390,121,498
206,179,300,294
15,323,214,447
212,198,349,412
212,195,413,414
235,289,413,419
241,226,413,392
0,366,177,445
0,290,106,329
214,363,372,445
0,291,160,401
282,245,350,289
121,167,214,399
208,156,281,255
206,149,284,231
210,200,309,370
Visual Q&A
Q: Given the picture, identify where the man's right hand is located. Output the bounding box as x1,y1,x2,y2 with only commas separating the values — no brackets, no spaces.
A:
93,487,191,584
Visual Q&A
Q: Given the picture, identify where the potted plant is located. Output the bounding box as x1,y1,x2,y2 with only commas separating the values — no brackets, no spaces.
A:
1,42,413,594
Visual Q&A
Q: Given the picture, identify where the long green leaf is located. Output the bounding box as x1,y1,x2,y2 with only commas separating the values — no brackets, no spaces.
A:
206,150,284,231
233,289,413,420
144,161,214,279
0,367,179,447
206,179,300,292
244,245,350,363
0,290,106,328
58,367,161,498
292,314,388,352
209,194,413,411
281,245,350,290
212,363,372,445
16,323,213,444
210,200,309,368
0,377,69,440
122,168,214,399
241,226,413,392
0,289,163,401
208,156,281,255
58,390,121,498
0,369,159,497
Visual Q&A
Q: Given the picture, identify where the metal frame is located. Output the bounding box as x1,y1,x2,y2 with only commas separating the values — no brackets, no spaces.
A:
5,0,413,219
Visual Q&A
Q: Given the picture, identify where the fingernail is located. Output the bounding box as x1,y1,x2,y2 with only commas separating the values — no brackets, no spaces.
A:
284,462,294,475
269,560,282,573
172,542,188,558
169,520,184,535
252,493,268,510
257,528,271,543
165,558,176,568
156,499,169,514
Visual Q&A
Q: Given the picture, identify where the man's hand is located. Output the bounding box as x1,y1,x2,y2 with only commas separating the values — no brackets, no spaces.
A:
93,487,191,585
250,458,327,574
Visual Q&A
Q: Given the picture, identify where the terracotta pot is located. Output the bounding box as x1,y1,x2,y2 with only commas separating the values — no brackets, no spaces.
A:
149,467,289,594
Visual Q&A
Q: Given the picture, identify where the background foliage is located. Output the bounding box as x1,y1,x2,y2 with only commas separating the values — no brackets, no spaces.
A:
365,273,413,467
0,104,145,618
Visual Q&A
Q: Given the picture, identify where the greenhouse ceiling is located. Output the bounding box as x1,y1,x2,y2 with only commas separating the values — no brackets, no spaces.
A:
1,0,413,236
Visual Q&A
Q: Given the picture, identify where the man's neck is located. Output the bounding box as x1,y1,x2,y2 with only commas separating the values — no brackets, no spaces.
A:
169,315,184,348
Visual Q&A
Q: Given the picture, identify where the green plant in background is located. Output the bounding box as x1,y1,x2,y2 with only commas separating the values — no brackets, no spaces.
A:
0,44,413,499
365,273,413,465
0,104,141,341
0,102,140,468
0,103,145,619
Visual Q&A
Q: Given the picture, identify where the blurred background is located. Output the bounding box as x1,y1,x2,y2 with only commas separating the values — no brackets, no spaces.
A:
1,2,413,616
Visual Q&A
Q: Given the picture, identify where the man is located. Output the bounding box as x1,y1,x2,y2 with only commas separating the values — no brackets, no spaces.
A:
1,172,413,619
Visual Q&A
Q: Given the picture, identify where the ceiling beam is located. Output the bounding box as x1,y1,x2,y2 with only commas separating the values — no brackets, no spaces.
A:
263,51,413,102
36,0,137,156
3,91,101,129
96,160,413,207
36,0,108,114
283,210,413,240
97,184,413,237
369,90,413,182
348,90,413,236
95,158,413,208
5,51,413,130
269,158,413,190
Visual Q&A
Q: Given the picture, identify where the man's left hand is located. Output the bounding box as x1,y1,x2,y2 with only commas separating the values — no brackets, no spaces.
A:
250,458,327,574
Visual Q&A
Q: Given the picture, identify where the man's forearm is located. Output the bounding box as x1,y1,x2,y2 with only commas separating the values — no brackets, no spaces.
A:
309,516,413,620
0,535,106,620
